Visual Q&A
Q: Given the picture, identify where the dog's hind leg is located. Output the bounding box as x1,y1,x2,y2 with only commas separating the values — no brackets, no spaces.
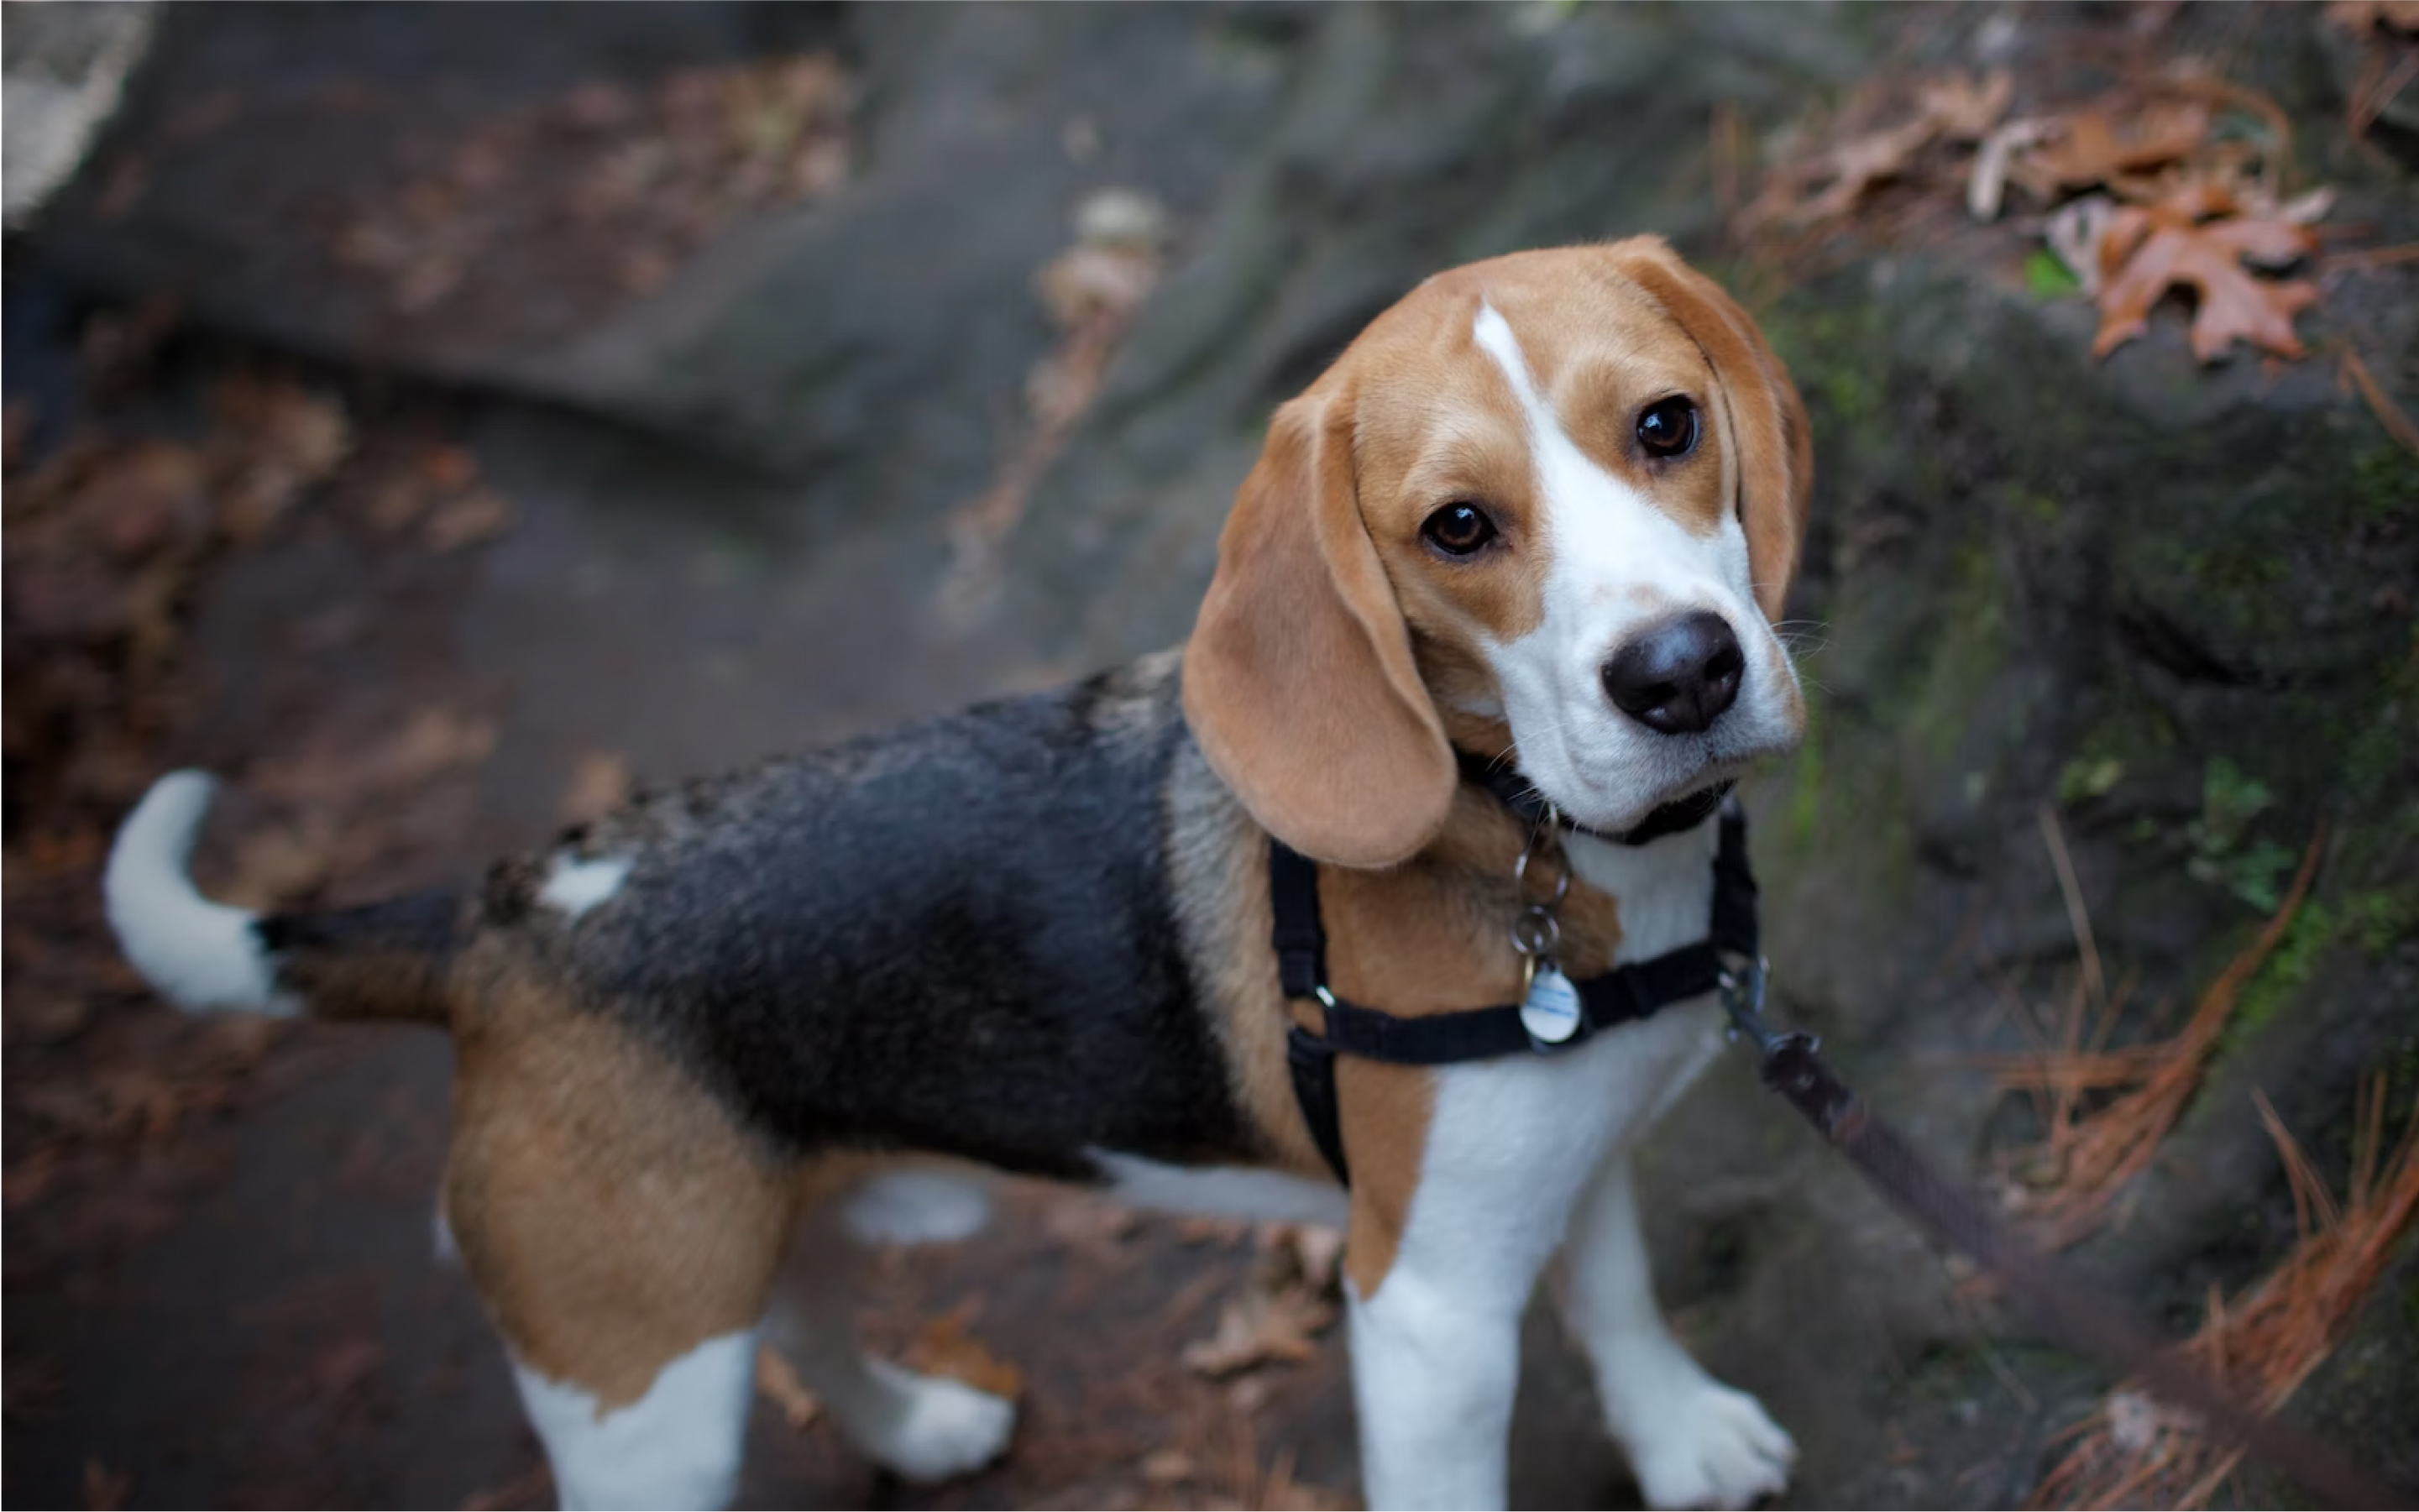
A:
770,1169,1017,1483
442,984,796,1511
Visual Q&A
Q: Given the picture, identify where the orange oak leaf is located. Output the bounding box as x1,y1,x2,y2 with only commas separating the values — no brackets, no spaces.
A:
2017,102,2209,198
2092,204,2318,363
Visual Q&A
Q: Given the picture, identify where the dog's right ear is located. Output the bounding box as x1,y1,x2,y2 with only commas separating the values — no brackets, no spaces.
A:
1182,390,1456,869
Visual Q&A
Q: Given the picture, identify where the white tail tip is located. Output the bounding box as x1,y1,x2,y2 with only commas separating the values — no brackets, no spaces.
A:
104,771,290,1015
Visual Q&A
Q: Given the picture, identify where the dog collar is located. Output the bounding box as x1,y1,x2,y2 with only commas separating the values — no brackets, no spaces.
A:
1453,748,1733,847
1271,798,1759,1185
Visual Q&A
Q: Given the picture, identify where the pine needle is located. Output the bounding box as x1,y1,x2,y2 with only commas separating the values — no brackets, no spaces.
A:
2009,824,2325,1248
2032,1075,2419,1509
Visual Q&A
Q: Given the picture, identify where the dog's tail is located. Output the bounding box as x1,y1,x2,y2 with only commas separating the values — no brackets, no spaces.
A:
105,772,462,1027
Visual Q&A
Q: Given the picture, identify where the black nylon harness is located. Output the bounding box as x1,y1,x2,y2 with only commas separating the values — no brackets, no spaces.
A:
1272,769,1760,1185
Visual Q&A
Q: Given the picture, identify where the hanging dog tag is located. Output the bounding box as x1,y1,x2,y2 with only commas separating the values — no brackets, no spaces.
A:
1520,961,1582,1045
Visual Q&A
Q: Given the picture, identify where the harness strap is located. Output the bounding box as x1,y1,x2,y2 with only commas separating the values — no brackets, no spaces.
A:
1275,794,1757,1185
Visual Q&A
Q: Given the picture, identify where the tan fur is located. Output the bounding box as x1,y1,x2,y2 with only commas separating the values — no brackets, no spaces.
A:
1166,738,1338,1180
442,942,797,1409
1183,391,1460,869
1608,243,1815,622
1184,241,1808,1300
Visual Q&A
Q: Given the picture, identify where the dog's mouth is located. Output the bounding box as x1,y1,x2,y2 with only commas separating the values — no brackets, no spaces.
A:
1551,735,1799,840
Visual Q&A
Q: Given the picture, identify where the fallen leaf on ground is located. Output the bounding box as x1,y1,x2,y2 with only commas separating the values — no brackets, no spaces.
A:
902,1305,1023,1400
1917,67,2013,140
1777,114,1940,227
559,751,633,826
1258,1222,1344,1294
1181,1280,1337,1379
754,1343,822,1431
423,487,514,552
2012,102,2210,200
1141,1448,1195,1485
209,377,353,541
2091,202,2318,362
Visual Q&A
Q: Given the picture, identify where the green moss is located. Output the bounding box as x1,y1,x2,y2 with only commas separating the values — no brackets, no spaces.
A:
2057,754,2125,807
1788,693,1826,850
1900,540,2012,766
2348,441,2419,525
2186,756,2296,912
2226,898,2338,1049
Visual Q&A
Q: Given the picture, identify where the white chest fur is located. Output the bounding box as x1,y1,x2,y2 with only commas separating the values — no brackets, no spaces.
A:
1394,820,1728,1279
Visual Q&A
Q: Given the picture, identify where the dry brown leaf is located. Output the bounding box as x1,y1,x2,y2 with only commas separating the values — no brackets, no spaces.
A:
2014,103,2210,199
2092,203,2319,362
1181,1281,1337,1379
1918,67,2013,141
558,751,633,826
422,487,514,552
754,1343,822,1431
1784,115,1940,227
1141,1448,1196,1485
209,378,352,541
902,1306,1023,1400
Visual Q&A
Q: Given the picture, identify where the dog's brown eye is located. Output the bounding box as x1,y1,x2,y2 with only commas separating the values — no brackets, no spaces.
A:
1422,503,1497,557
1637,396,1699,458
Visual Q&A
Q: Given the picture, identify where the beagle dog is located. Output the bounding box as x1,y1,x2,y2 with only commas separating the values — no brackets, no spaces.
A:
105,238,1813,1511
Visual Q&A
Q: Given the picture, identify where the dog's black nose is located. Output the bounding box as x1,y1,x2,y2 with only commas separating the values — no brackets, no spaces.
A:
1602,611,1745,735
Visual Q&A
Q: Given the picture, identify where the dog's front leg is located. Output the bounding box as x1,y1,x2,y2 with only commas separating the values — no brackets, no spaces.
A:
1337,1062,1575,1512
1557,1148,1795,1509
1347,1253,1528,1510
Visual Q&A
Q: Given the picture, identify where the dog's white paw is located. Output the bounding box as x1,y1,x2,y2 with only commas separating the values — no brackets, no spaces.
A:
857,1362,1017,1483
1621,1380,1795,1510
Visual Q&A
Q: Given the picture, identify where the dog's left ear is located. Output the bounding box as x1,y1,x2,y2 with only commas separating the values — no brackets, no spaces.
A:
1613,240,1814,623
1182,387,1457,868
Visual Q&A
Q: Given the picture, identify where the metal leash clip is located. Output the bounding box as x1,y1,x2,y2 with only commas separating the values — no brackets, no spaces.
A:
1717,950,1799,1059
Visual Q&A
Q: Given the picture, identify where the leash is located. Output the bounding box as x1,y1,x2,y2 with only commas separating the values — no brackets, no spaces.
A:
1271,770,2411,1508
1716,960,2411,1510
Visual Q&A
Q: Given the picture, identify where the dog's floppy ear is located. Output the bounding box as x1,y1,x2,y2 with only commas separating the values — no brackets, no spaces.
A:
1182,389,1456,868
1615,241,1814,624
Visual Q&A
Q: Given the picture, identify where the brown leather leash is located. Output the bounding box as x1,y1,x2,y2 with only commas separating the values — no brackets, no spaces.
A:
1717,955,2416,1511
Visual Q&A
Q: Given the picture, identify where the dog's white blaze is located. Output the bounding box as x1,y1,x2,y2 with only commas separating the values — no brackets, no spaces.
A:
511,1328,757,1512
840,1169,995,1247
1087,1150,1349,1227
1468,302,1798,834
1348,824,1786,1509
105,771,296,1015
538,854,633,921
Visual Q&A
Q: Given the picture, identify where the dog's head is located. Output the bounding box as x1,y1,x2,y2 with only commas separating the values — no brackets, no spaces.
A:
1183,238,1814,866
